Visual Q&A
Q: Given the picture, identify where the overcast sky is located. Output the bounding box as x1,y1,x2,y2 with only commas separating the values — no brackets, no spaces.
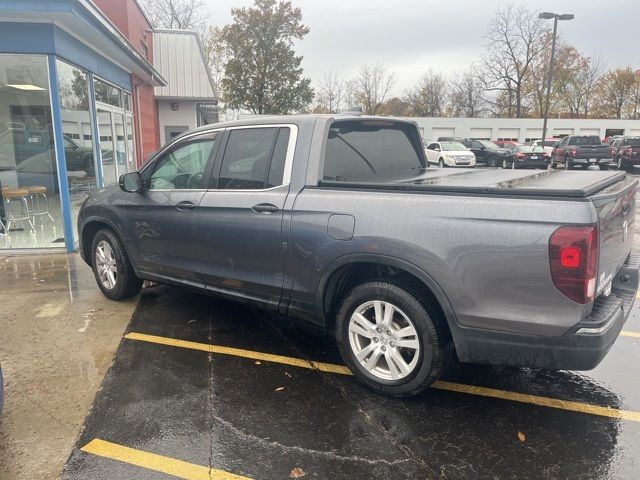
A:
204,0,640,95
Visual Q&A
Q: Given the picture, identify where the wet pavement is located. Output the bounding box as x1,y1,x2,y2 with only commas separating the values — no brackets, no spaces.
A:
2,168,640,479
62,287,640,478
0,253,138,479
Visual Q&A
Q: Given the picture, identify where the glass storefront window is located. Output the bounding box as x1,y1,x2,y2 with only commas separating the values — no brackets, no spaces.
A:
124,92,131,111
94,78,121,108
56,59,96,243
0,54,65,249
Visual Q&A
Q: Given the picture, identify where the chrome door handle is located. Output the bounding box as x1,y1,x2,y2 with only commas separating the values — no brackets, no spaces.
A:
252,203,279,214
176,201,196,210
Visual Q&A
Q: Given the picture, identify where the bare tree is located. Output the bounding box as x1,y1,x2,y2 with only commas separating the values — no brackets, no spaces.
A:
314,71,345,113
140,0,207,31
481,4,548,118
350,63,395,115
449,69,488,117
404,70,449,117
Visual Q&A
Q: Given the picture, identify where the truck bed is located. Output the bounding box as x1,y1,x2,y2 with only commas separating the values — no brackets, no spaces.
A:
320,169,628,199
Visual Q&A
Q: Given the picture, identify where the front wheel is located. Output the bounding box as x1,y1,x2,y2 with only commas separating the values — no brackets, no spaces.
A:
91,228,142,300
336,278,452,397
438,158,445,168
488,156,499,167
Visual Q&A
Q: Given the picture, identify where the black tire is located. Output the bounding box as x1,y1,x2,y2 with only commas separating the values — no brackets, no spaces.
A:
438,158,445,168
488,156,499,167
91,228,142,300
335,278,452,397
617,157,623,170
565,156,573,170
599,164,609,171
502,159,508,169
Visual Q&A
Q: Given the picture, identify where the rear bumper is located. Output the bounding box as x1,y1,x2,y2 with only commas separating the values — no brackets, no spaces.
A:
573,158,612,165
454,250,639,370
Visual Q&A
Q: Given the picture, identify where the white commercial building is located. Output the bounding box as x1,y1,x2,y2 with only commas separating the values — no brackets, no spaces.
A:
407,117,640,142
153,29,218,145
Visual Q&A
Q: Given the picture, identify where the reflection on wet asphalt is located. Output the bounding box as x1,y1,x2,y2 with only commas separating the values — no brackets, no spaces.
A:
63,285,640,479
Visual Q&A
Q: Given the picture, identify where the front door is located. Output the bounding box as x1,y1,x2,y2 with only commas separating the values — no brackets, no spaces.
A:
126,131,219,284
195,125,295,308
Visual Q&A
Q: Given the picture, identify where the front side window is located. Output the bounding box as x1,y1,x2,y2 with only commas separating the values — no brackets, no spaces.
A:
323,120,425,183
218,127,290,190
149,135,216,190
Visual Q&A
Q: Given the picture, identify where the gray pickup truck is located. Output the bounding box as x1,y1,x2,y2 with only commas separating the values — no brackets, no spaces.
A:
78,115,638,397
552,134,613,170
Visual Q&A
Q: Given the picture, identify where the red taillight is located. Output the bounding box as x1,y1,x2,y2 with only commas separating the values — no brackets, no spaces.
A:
625,147,633,156
516,152,526,159
570,148,577,157
549,225,598,304
611,148,616,155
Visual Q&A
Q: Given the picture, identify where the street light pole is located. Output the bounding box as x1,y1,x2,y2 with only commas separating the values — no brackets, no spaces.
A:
539,12,574,143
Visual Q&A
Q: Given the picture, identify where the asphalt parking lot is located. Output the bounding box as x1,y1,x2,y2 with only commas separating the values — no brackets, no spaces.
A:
60,167,640,480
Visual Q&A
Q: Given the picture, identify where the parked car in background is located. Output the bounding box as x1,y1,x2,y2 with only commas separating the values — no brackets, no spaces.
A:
461,139,511,167
425,141,476,167
493,140,522,152
502,145,550,169
551,135,613,170
611,136,640,170
531,139,558,156
436,136,464,142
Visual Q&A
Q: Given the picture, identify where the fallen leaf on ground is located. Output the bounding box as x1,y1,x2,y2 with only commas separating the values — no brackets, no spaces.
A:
285,372,292,377
290,467,305,478
517,431,526,442
255,361,262,365
275,386,285,392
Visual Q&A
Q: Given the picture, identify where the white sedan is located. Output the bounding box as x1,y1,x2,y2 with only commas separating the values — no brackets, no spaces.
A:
425,141,476,167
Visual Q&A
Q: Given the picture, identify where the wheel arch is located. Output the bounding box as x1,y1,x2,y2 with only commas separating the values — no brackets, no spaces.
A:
81,218,137,274
318,254,459,343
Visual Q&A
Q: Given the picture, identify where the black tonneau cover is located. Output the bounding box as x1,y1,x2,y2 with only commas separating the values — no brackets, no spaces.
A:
320,168,627,198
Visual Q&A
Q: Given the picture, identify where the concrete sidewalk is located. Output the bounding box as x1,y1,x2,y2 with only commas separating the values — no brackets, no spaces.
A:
0,253,138,479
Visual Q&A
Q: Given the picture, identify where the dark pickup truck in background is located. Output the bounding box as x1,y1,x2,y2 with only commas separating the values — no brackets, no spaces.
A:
78,115,638,397
552,135,613,170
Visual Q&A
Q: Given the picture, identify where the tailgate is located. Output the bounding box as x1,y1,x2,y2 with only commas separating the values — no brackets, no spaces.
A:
591,176,638,297
577,145,611,159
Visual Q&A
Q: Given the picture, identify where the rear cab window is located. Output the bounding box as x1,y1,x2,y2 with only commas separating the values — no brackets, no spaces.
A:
323,120,426,183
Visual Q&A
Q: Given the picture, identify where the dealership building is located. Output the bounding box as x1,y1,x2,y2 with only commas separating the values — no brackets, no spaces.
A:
0,0,217,253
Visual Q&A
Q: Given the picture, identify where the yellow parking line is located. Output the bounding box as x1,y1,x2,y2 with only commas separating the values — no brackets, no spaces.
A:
124,332,640,423
621,330,640,338
125,332,351,375
81,438,250,480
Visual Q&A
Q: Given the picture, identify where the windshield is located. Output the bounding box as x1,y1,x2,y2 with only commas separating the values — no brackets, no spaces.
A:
479,140,500,149
568,136,602,146
440,142,467,151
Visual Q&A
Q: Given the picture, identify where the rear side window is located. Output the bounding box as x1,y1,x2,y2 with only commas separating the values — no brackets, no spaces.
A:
323,120,425,182
218,127,290,190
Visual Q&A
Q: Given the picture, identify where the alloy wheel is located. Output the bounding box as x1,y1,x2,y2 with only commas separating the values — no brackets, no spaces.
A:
348,300,420,381
95,240,117,290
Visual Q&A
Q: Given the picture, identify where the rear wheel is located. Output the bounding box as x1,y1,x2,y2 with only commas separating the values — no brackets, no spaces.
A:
617,157,623,170
565,156,573,170
336,278,452,397
488,156,499,167
91,228,142,300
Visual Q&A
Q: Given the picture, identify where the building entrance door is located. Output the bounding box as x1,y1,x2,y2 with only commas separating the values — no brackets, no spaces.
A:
96,104,135,186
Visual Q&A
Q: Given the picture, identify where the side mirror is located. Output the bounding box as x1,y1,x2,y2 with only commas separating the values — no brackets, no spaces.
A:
119,172,143,193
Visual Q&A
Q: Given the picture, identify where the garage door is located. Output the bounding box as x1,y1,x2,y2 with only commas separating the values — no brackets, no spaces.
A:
470,128,492,140
497,128,519,140
629,129,640,136
553,128,574,137
525,129,543,141
579,128,599,136
432,127,455,140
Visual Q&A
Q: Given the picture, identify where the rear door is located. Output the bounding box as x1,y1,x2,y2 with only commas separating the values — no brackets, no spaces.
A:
194,124,297,308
